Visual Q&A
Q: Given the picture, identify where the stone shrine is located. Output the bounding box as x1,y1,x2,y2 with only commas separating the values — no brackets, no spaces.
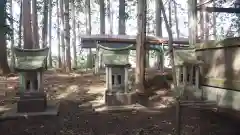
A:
13,47,49,113
105,63,136,106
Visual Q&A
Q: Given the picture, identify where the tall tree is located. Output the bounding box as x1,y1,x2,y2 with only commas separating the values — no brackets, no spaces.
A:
9,0,15,69
0,0,10,75
168,0,172,29
41,0,49,48
64,0,71,72
56,0,62,68
100,0,105,34
23,0,33,49
94,0,105,74
32,0,39,48
71,0,77,68
135,0,147,94
60,0,65,70
18,2,22,48
155,0,163,71
159,0,176,87
173,1,180,38
48,0,53,67
118,0,125,34
107,0,113,34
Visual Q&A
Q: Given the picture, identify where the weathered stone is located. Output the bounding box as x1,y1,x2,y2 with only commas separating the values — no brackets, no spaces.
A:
105,90,137,106
17,92,47,113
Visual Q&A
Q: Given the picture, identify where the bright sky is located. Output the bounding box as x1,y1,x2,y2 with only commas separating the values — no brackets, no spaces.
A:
9,0,235,57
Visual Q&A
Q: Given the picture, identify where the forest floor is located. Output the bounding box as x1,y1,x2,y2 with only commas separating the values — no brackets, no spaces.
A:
0,69,239,135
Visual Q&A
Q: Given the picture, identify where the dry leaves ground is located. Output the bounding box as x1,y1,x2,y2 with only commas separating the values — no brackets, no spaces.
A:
0,70,239,135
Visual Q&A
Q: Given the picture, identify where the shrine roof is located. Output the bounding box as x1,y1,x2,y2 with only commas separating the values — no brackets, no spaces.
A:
174,48,203,66
80,35,199,48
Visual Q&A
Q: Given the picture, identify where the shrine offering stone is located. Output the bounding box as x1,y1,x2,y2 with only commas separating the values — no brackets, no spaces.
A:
17,92,47,113
105,90,137,106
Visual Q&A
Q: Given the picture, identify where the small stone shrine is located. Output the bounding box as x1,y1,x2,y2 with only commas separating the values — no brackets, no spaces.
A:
105,63,136,106
174,48,204,99
13,47,49,113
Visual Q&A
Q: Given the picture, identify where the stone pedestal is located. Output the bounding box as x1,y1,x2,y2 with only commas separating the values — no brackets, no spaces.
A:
17,92,47,113
105,90,137,106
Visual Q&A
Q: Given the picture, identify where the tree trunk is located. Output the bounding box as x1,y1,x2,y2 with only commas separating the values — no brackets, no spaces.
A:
188,0,197,47
173,1,180,38
155,0,163,71
71,0,77,68
57,0,62,68
64,0,71,72
100,0,105,34
107,0,113,34
60,0,65,70
48,0,53,67
32,0,39,49
0,0,10,75
159,0,177,87
22,0,33,49
95,0,105,75
85,0,92,71
85,0,91,35
9,0,15,70
168,0,172,29
118,0,125,35
18,2,22,48
212,0,217,39
41,0,49,48
135,0,147,94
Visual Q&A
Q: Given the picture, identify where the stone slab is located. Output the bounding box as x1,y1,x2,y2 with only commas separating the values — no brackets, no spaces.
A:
105,91,137,106
94,103,169,114
0,101,59,120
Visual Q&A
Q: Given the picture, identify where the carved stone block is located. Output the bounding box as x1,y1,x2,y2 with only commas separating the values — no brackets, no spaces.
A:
17,92,47,113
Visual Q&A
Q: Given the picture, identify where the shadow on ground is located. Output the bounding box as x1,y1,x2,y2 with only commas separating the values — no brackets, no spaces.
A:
0,70,240,135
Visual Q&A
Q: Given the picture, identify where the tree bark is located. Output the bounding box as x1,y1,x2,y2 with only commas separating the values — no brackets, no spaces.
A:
64,0,71,72
168,0,172,29
56,0,62,68
173,1,180,38
41,0,49,48
0,0,10,75
155,0,163,71
159,0,177,87
9,0,15,70
85,0,92,71
60,0,65,70
71,0,77,68
22,0,33,49
188,0,197,47
48,0,53,67
135,0,147,94
107,0,113,34
32,0,39,49
18,2,22,48
100,0,105,34
118,0,125,35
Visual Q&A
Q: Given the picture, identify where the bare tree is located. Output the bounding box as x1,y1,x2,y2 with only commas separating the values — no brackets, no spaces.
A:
23,0,33,49
32,0,40,48
18,2,22,48
135,0,147,94
159,0,177,87
71,0,77,68
56,0,62,68
64,0,71,72
48,0,53,67
60,0,65,70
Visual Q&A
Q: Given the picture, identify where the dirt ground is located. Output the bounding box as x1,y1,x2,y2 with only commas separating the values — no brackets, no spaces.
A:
0,70,240,135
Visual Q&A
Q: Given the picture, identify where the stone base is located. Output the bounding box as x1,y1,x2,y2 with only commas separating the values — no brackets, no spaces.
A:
17,92,47,113
0,101,59,119
105,90,137,106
